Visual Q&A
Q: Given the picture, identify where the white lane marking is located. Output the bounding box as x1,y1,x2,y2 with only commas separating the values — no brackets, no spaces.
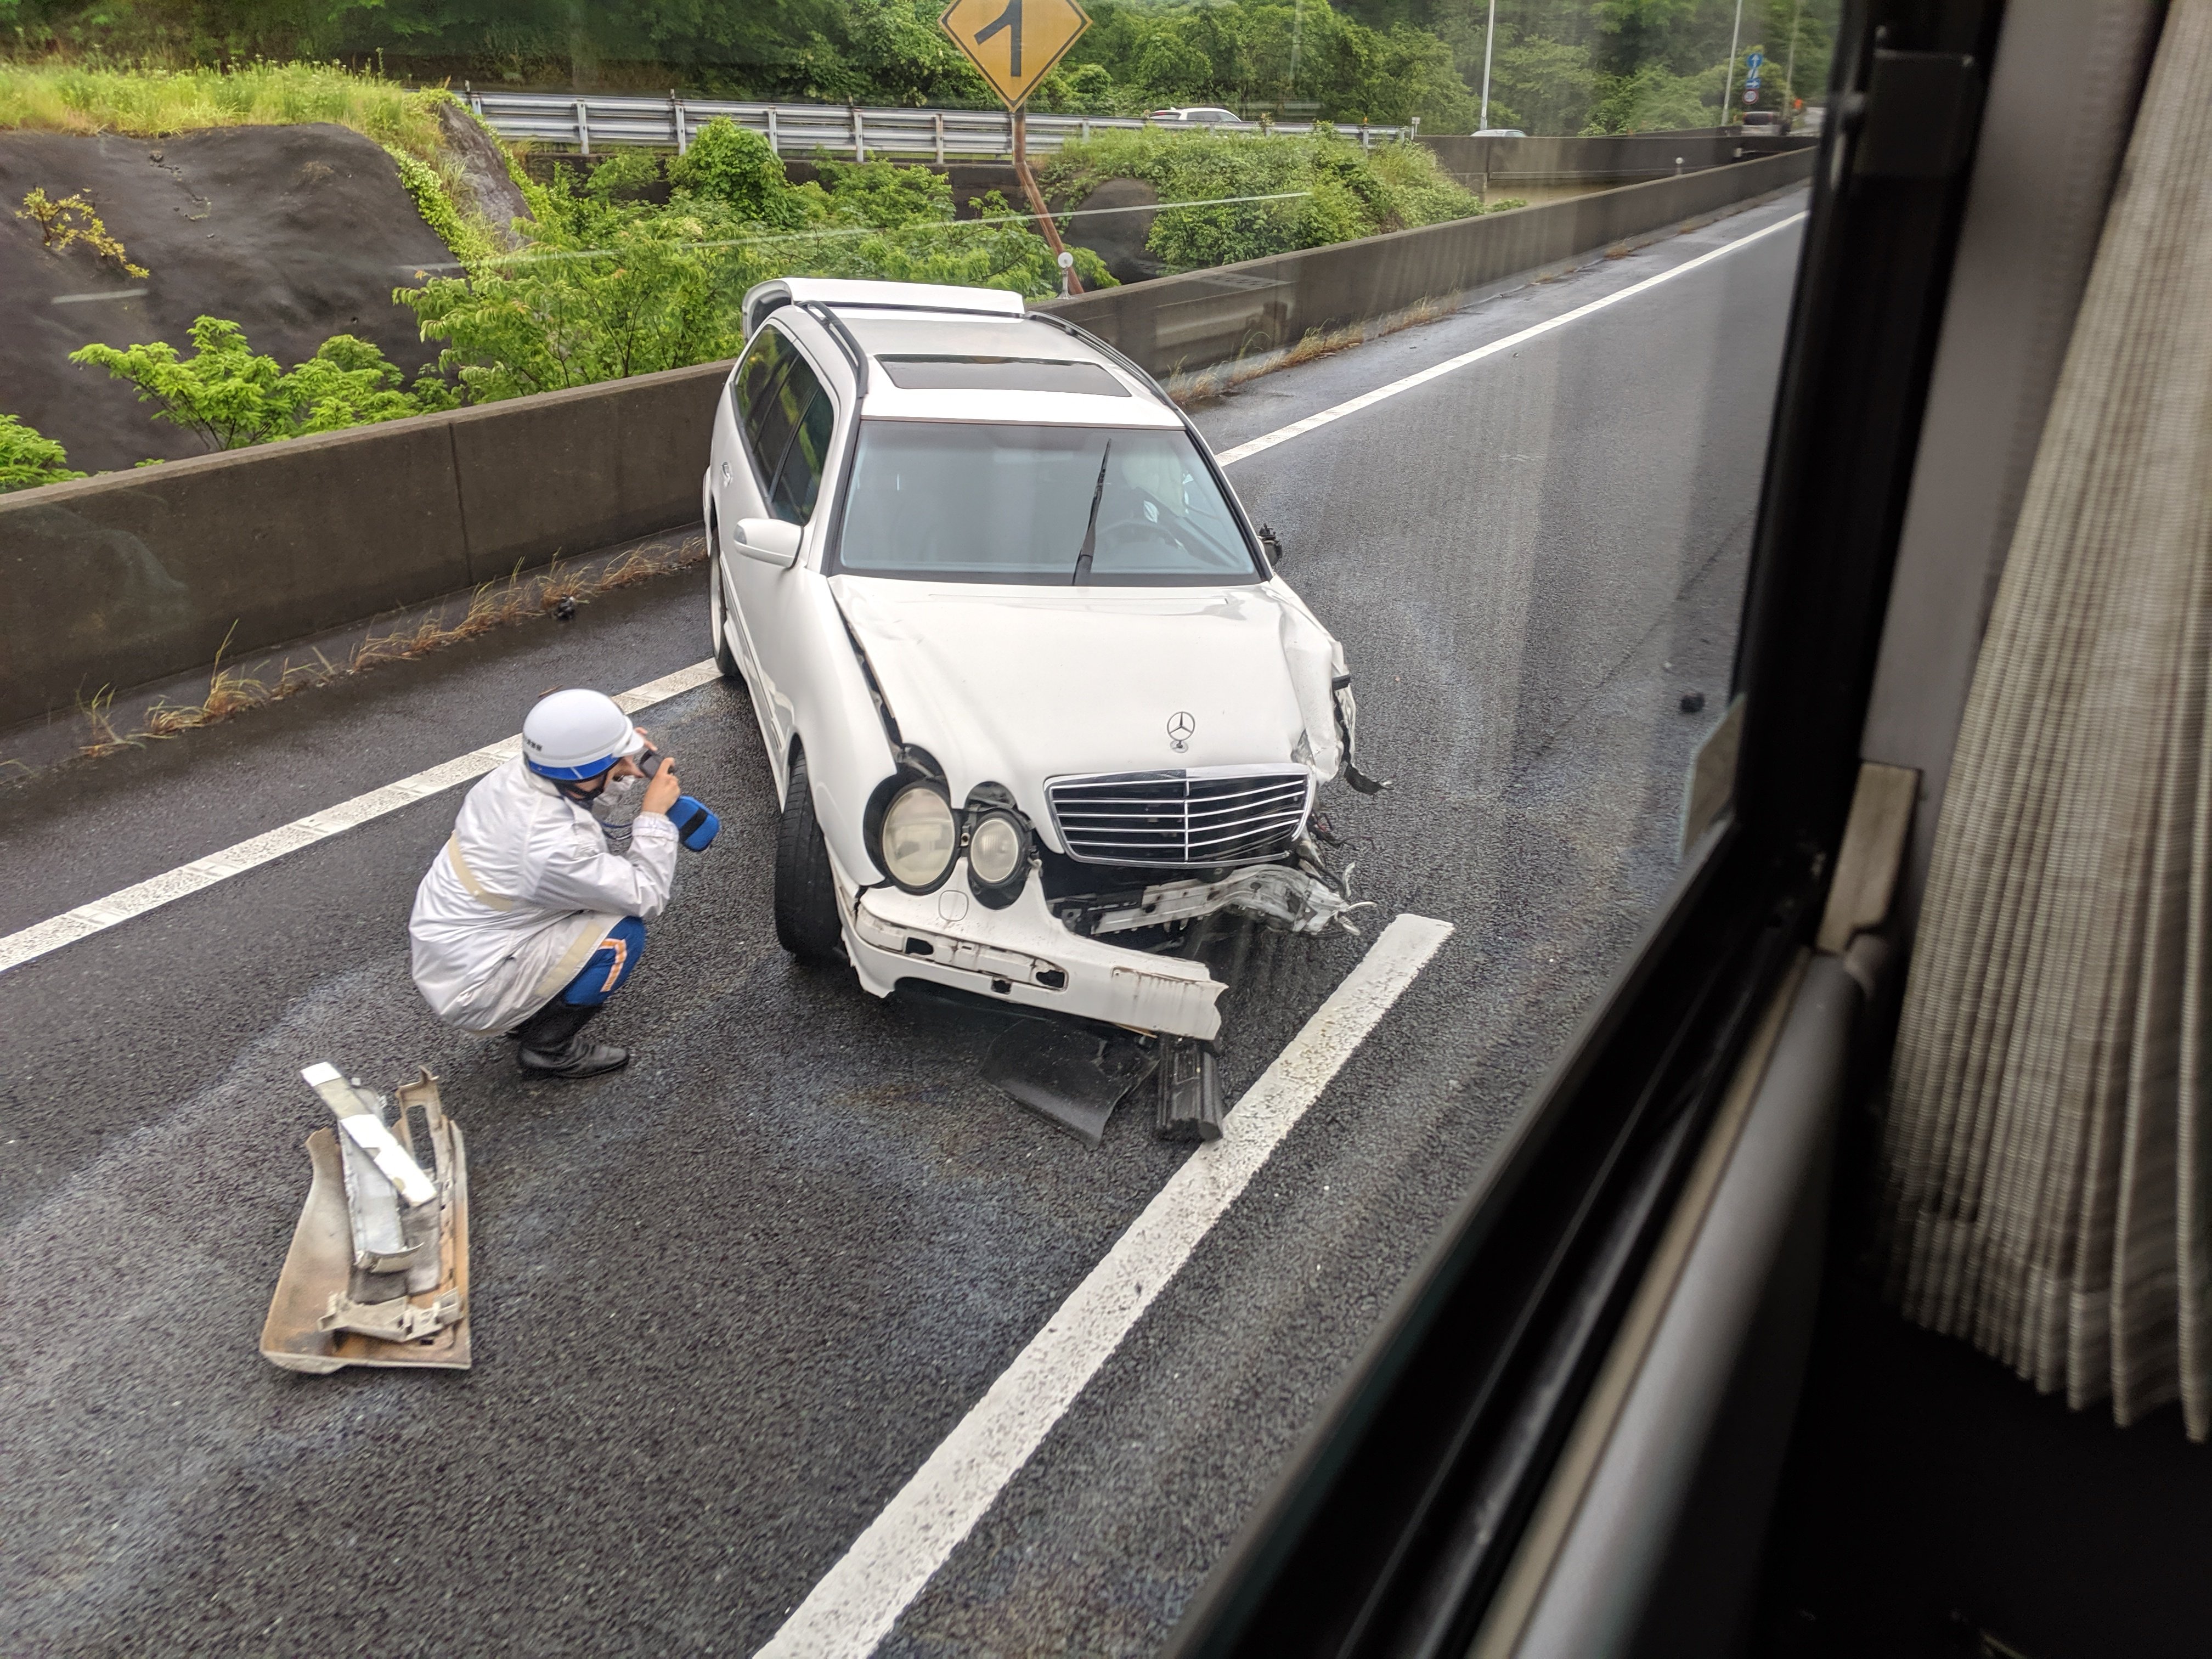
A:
0,215,1794,975
1215,210,1808,469
0,659,721,977
50,287,149,304
755,912,1455,1659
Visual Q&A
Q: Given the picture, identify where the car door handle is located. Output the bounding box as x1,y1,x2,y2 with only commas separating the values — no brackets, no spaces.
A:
719,461,731,487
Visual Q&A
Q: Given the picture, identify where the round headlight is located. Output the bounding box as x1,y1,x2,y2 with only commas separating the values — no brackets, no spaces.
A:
882,785,957,889
968,812,1024,886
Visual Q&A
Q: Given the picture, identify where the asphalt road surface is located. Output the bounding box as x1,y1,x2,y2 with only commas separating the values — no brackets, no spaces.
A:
1,193,1807,1657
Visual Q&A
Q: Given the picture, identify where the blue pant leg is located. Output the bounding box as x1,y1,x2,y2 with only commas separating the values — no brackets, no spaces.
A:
558,916,648,1007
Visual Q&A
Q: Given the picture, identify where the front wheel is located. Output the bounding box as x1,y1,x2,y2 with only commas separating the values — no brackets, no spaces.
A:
708,547,742,683
775,747,846,966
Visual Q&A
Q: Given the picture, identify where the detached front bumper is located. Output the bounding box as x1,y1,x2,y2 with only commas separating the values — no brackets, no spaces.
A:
838,864,1224,1041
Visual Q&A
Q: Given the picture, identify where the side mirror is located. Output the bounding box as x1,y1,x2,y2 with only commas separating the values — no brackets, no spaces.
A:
733,516,803,568
1259,523,1284,567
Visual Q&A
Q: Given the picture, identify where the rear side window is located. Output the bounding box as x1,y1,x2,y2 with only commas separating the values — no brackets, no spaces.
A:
734,330,794,488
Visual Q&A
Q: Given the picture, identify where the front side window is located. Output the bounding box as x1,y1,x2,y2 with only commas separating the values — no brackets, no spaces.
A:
833,421,1260,585
770,385,836,523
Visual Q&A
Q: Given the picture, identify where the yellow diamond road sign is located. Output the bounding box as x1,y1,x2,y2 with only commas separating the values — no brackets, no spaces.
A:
941,0,1092,110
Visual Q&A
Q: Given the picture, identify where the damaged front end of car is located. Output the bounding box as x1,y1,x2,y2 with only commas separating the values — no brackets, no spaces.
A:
821,577,1387,1143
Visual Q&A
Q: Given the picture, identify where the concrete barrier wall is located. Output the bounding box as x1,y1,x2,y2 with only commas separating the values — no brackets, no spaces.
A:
1421,131,1812,188
0,358,727,729
1040,148,1814,378
0,146,1812,731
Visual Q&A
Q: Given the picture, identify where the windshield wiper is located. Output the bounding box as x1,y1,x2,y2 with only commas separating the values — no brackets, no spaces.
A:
1072,440,1110,584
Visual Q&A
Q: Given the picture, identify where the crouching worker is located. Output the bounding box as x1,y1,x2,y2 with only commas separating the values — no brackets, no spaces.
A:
410,689,683,1079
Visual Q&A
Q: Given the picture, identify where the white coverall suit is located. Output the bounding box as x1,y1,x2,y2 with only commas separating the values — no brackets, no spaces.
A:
409,756,679,1035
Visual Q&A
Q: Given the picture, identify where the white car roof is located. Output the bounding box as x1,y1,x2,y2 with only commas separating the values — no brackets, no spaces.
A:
778,304,1182,430
742,277,1024,340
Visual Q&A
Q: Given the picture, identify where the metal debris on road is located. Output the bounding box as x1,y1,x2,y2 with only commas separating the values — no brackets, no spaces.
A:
1153,1035,1223,1142
259,1064,472,1374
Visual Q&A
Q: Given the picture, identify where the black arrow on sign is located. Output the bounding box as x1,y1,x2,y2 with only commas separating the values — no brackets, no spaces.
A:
974,0,1024,78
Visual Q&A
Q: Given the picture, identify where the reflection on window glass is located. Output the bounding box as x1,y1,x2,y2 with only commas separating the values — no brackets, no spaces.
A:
836,421,1257,584
0,1,1848,1655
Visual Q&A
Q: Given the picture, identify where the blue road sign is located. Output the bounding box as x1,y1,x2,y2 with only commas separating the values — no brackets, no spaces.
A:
1747,49,1765,71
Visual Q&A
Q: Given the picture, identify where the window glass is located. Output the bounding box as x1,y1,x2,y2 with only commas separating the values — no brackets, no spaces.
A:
735,330,793,486
835,421,1258,584
4,4,1854,1655
877,357,1129,396
770,390,835,523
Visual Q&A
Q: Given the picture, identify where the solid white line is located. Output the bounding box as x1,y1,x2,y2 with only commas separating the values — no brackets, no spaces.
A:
1214,209,1808,469
754,911,1454,1659
0,213,1795,977
0,659,722,977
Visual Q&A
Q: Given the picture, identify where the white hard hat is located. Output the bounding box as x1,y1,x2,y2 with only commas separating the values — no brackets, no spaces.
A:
522,689,645,781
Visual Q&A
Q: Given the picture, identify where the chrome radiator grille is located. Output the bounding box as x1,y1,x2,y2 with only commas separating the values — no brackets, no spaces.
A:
1046,768,1313,867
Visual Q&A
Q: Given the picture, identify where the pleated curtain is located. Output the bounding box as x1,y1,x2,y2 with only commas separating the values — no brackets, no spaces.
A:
1879,0,2212,1441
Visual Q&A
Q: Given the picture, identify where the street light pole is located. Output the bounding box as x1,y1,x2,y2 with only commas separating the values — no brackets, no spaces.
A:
1785,0,1803,113
1720,0,1746,126
1479,0,1497,130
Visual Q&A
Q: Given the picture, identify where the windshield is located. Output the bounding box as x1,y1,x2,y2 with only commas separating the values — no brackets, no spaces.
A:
833,420,1262,585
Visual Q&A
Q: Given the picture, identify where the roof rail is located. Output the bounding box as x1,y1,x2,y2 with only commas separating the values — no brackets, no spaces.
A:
741,277,1024,338
799,301,870,397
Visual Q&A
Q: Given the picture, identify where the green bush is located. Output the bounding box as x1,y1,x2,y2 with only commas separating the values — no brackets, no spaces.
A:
0,411,84,492
583,148,663,202
70,317,454,450
1040,127,1481,271
668,119,805,227
402,195,754,403
399,137,1111,405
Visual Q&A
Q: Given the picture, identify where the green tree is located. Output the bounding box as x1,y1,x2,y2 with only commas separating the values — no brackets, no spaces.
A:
401,198,754,403
0,410,84,492
69,317,452,449
1493,36,1597,133
71,317,291,449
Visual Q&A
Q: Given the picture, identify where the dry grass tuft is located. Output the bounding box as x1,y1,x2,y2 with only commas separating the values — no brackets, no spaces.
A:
12,534,708,772
72,684,134,758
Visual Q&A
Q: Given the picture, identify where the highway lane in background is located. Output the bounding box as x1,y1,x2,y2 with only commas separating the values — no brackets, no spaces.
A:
0,194,1803,1657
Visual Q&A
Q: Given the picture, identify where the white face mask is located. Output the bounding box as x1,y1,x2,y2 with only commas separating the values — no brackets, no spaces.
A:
592,774,645,817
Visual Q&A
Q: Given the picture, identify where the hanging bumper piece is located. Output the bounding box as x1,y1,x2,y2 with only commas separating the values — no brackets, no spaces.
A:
259,1064,472,1374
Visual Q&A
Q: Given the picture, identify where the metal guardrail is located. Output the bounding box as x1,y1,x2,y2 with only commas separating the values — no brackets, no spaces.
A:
464,91,1408,159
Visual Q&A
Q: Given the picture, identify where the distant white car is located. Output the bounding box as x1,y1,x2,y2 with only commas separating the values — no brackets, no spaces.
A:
1148,106,1243,125
704,279,1375,1043
1471,128,1528,138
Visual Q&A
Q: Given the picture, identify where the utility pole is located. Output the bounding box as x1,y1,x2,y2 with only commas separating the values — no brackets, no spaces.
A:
1479,0,1497,131
1289,0,1302,106
1785,0,1803,114
1721,0,1745,126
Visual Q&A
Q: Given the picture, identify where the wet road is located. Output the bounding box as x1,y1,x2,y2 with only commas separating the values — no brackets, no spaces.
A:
1,193,1804,1657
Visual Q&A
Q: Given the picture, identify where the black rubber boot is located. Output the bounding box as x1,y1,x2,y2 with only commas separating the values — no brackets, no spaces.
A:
513,1000,630,1079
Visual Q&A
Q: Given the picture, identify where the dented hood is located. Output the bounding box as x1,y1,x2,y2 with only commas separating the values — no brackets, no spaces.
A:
830,575,1345,842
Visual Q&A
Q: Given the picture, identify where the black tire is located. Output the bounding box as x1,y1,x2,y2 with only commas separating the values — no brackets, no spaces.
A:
708,533,742,683
775,747,846,965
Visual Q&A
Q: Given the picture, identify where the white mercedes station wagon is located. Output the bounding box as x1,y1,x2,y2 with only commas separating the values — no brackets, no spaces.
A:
704,278,1378,1051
